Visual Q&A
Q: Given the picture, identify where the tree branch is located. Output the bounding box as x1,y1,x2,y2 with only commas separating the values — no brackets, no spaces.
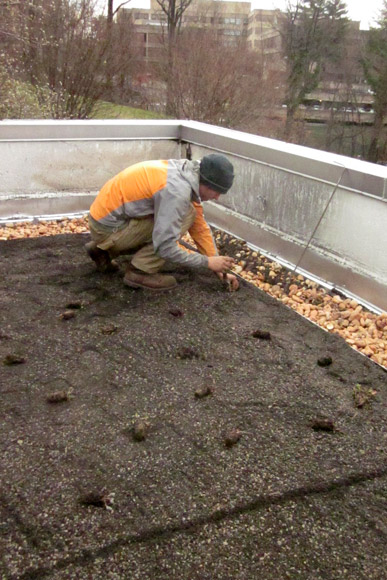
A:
0,27,35,46
113,0,132,17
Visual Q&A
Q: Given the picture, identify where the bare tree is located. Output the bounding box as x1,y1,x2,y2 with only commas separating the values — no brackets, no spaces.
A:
319,32,367,158
156,0,192,42
107,0,132,23
0,0,139,118
155,0,193,115
108,10,142,103
280,0,348,140
323,86,369,158
105,0,132,95
0,0,110,118
160,27,282,134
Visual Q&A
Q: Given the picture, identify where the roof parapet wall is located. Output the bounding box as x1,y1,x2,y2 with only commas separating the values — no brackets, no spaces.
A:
0,120,386,311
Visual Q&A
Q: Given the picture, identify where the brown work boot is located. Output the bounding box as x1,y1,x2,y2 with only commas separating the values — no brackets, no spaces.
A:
159,260,180,273
85,241,118,273
124,266,177,291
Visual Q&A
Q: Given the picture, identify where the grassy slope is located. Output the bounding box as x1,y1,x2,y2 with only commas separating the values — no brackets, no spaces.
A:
92,102,374,160
306,122,373,158
92,101,167,120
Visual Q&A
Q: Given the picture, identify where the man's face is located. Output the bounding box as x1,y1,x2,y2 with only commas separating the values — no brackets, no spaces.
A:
199,184,221,202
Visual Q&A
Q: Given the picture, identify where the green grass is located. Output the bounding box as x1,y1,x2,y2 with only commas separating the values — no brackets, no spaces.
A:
305,122,373,159
92,101,167,120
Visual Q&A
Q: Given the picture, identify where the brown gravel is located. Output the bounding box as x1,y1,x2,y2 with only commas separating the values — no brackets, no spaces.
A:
1,216,386,370
0,217,88,239
211,230,387,370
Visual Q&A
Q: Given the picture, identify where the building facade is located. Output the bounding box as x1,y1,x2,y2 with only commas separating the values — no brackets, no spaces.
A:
118,0,373,114
119,0,251,62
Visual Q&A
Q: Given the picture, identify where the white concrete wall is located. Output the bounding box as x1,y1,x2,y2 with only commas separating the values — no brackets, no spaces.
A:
210,151,387,283
0,140,179,195
0,120,181,196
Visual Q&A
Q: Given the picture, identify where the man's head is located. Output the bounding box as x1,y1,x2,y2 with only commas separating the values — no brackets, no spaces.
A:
199,154,234,201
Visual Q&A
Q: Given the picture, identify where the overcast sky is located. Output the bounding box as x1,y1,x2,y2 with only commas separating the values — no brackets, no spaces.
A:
253,0,383,28
102,0,383,30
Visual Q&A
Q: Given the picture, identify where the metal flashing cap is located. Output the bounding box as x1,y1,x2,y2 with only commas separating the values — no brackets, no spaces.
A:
199,154,234,194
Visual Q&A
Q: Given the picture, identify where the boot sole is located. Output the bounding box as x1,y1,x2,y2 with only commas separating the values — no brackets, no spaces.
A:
124,279,177,291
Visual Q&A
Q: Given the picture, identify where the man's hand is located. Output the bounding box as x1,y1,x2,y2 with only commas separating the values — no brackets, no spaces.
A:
216,272,239,291
208,255,234,273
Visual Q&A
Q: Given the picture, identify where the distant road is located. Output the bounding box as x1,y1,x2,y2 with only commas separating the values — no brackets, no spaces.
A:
272,108,379,124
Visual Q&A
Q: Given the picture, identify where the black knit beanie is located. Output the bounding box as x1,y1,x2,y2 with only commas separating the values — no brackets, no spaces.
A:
199,154,234,194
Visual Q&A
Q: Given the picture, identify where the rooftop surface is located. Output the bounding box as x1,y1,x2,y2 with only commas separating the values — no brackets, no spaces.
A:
1,234,386,579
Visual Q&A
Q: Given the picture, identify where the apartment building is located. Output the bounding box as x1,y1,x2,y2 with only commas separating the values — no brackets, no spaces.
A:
247,9,280,52
119,0,251,62
119,0,372,114
247,9,284,74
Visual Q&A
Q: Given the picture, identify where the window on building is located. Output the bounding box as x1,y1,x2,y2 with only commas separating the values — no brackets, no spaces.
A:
148,47,161,58
151,12,166,21
134,12,149,20
223,29,241,36
263,36,278,49
135,32,145,43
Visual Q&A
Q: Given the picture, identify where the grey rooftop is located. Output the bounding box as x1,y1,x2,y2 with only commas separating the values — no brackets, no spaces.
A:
0,234,386,579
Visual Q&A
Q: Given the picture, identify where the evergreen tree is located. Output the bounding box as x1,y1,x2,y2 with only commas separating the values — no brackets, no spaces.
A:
362,0,387,163
281,0,348,139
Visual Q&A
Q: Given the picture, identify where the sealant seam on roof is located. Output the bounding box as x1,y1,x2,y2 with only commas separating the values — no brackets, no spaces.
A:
0,192,97,200
0,189,99,202
0,137,178,143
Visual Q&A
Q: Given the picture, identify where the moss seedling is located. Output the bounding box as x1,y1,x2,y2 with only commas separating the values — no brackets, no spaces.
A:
317,356,333,367
353,384,377,408
251,330,271,340
224,429,242,448
132,420,150,441
46,388,73,403
3,354,26,365
80,491,115,510
169,308,184,318
194,385,214,399
310,418,335,432
59,310,76,320
65,301,82,310
100,324,119,335
176,346,201,360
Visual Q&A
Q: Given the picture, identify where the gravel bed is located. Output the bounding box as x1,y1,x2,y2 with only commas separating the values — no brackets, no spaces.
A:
1,216,386,369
